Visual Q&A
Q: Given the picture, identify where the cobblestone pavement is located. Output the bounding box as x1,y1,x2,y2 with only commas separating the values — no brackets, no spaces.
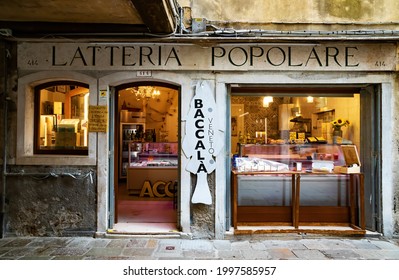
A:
0,235,399,260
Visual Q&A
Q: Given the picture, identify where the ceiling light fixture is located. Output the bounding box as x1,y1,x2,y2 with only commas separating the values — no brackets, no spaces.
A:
128,86,161,100
263,96,273,107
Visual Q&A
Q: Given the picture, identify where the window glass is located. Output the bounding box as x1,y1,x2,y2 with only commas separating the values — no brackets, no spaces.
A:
231,94,360,171
35,82,89,155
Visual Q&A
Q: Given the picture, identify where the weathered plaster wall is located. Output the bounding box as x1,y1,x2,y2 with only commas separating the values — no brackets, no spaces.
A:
190,173,215,239
181,0,399,29
393,74,399,236
6,166,96,236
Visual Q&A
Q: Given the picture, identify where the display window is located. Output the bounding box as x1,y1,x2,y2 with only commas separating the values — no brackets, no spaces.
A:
34,82,90,155
230,90,368,233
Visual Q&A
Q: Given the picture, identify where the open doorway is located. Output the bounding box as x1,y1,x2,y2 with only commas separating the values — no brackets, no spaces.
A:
112,82,180,233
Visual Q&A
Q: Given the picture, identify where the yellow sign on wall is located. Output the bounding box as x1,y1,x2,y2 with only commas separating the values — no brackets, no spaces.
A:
88,106,108,132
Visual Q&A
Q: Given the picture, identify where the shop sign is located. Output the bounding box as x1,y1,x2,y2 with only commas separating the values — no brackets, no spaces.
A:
182,81,224,205
18,42,396,71
139,180,175,198
88,105,108,132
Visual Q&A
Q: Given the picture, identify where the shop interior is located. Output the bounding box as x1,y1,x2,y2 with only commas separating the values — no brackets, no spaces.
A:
230,91,363,232
37,84,89,154
114,84,179,232
231,93,360,163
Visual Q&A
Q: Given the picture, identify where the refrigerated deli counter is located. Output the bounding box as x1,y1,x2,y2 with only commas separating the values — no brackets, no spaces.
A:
232,144,365,235
127,142,178,198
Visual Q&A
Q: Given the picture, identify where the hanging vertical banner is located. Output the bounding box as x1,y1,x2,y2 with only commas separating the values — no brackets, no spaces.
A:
182,81,224,205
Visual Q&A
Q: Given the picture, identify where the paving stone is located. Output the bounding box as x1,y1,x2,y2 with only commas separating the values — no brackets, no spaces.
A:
300,239,332,250
263,240,307,250
26,246,57,257
157,239,182,248
122,247,155,258
213,240,231,250
240,249,271,259
352,249,388,259
217,250,244,259
85,247,123,257
20,255,54,260
266,248,299,259
106,239,130,248
4,238,34,247
145,239,158,249
87,239,111,248
1,247,37,259
67,238,91,248
231,240,251,250
181,239,213,251
323,239,357,249
153,240,183,259
0,239,12,247
375,250,399,259
53,255,85,260
50,247,90,257
0,246,14,255
346,239,381,250
321,249,362,260
125,239,148,248
369,240,399,250
292,249,329,260
83,255,131,260
183,249,217,259
28,237,72,248
249,241,266,250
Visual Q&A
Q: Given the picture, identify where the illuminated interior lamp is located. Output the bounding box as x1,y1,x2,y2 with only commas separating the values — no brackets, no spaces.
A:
263,96,273,107
307,96,314,103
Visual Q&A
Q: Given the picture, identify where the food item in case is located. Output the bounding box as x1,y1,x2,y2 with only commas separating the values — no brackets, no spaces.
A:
235,157,289,172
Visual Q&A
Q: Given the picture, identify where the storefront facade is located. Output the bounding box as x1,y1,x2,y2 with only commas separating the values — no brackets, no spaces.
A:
0,39,397,238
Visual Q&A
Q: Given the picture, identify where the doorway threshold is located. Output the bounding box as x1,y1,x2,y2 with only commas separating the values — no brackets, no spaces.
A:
108,222,179,235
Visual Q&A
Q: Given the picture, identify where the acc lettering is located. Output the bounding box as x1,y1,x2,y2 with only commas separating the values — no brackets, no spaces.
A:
139,180,175,198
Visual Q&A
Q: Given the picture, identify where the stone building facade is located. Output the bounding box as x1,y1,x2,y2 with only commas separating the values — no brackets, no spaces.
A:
0,0,398,239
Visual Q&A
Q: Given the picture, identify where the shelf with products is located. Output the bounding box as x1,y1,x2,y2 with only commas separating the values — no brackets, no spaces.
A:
119,122,145,179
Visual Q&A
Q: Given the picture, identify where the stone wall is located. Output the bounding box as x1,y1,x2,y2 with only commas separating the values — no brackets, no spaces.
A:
5,166,96,236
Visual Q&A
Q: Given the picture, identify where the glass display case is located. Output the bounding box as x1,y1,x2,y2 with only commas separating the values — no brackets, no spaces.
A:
237,143,346,171
128,142,178,167
119,122,145,178
231,143,365,234
126,142,178,196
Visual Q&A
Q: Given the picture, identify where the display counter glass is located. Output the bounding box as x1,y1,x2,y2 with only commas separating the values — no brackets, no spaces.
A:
127,142,178,197
231,144,365,234
237,143,346,171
